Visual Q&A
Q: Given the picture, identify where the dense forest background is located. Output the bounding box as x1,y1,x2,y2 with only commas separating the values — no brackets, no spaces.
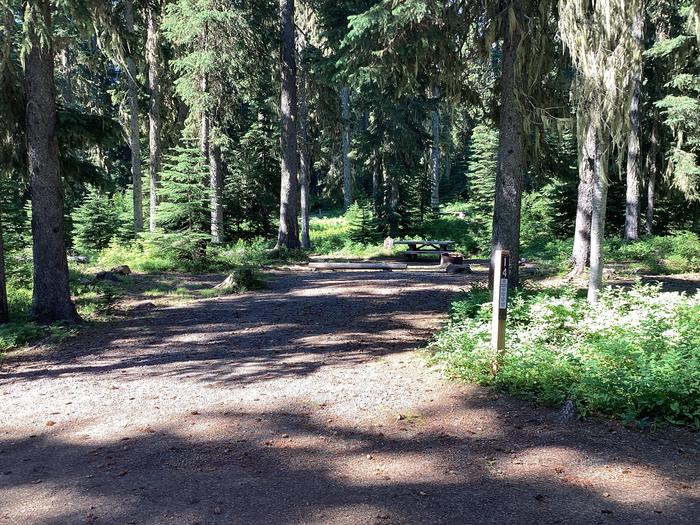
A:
0,0,699,326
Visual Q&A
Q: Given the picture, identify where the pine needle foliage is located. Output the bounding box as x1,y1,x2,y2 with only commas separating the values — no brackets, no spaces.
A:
72,189,119,253
645,1,700,201
347,199,381,244
465,125,498,218
156,143,211,266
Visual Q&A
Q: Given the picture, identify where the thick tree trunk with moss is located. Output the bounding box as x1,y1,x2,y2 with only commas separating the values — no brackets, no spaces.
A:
146,4,162,232
624,10,643,241
430,85,440,210
124,0,143,232
0,212,7,324
276,0,300,249
340,86,352,210
298,38,311,249
490,20,525,289
571,119,596,275
25,0,78,323
588,138,608,304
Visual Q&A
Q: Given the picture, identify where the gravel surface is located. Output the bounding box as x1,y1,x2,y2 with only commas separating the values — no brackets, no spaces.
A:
1,270,698,525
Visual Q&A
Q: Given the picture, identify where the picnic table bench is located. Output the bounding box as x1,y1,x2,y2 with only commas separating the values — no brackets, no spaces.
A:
394,239,455,261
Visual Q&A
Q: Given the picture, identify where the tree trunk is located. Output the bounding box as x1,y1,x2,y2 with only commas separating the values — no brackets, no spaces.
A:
430,85,440,210
275,0,300,249
490,19,525,289
340,85,352,210
624,10,643,241
444,112,452,188
146,4,162,232
298,35,311,249
570,118,596,275
209,143,224,243
0,210,8,324
59,47,73,105
372,155,382,217
200,77,209,162
645,6,670,236
124,0,143,232
587,134,608,304
646,117,658,235
24,0,78,323
384,154,399,237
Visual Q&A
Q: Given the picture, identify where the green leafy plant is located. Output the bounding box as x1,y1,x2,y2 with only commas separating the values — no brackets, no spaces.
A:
429,283,700,428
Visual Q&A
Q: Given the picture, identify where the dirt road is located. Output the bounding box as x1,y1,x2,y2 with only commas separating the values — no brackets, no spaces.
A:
1,271,698,524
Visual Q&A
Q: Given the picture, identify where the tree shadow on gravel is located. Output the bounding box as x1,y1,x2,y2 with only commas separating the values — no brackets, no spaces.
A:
1,404,697,525
0,271,476,385
3,271,697,524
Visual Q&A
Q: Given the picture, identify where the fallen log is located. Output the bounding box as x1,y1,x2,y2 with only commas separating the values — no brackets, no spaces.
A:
309,262,407,271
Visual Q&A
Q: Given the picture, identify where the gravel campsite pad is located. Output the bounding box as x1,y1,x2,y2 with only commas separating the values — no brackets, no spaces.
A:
1,270,698,524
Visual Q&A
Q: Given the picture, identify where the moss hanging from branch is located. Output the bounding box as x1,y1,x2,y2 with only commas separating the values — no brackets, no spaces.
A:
559,0,643,154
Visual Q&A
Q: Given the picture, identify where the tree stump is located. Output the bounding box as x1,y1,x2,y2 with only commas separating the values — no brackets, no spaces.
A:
440,252,463,265
215,274,238,289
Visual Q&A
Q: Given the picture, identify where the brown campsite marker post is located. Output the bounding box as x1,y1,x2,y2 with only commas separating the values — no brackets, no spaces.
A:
491,249,510,375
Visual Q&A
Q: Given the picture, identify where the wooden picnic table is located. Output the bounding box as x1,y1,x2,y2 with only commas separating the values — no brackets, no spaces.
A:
393,239,455,260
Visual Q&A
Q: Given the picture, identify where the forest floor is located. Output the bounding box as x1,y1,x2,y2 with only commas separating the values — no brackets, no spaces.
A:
1,269,699,524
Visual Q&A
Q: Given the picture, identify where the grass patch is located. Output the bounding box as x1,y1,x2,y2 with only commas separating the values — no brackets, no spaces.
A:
308,202,484,258
0,259,128,354
309,213,398,259
96,235,307,273
429,283,700,429
524,231,700,275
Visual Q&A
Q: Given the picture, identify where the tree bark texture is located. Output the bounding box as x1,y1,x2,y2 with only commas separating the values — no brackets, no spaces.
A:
571,118,596,275
444,113,452,188
587,136,608,304
298,37,311,249
124,0,143,232
146,4,162,232
25,0,78,323
209,143,224,243
59,46,73,105
372,156,382,217
200,77,209,162
430,85,440,210
645,7,671,235
0,210,8,324
385,155,399,238
276,0,300,249
340,85,352,210
646,117,658,235
490,19,525,289
624,10,643,241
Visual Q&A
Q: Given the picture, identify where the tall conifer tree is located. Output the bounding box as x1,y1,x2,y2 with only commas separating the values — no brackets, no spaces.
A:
560,0,643,303
124,0,144,233
146,1,163,232
24,0,78,322
276,0,301,249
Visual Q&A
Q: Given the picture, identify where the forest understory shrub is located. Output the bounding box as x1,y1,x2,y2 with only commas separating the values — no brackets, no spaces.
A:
0,260,126,354
95,235,308,273
429,283,700,429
